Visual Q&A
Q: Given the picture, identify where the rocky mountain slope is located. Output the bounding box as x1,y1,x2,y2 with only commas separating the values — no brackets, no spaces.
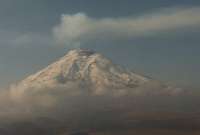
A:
18,49,151,95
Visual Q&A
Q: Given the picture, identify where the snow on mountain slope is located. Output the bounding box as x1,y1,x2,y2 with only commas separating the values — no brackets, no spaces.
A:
16,49,149,95
9,49,183,99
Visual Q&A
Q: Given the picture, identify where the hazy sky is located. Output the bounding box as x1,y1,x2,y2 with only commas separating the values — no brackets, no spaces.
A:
0,0,200,89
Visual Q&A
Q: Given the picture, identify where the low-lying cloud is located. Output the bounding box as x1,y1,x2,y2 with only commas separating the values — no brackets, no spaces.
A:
53,6,200,47
0,81,199,134
0,80,196,120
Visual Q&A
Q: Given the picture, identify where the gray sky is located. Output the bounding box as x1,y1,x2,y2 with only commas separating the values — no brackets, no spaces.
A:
0,0,200,89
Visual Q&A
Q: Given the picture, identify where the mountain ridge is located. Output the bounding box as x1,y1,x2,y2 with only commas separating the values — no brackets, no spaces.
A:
9,49,184,98
18,49,150,95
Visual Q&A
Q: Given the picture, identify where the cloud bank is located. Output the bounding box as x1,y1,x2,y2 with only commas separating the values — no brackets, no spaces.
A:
0,82,199,135
53,7,200,47
0,80,194,120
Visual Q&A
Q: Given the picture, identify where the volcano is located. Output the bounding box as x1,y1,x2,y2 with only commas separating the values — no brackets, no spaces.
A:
2,49,195,135
13,49,180,97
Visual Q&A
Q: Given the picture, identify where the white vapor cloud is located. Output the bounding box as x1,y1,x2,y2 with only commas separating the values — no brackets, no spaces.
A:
53,7,200,47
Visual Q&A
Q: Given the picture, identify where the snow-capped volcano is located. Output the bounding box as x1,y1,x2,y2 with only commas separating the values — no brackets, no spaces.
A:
1,49,188,135
10,49,183,98
18,49,150,95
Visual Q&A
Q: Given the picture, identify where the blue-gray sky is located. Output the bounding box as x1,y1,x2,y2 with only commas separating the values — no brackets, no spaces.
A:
0,0,200,89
